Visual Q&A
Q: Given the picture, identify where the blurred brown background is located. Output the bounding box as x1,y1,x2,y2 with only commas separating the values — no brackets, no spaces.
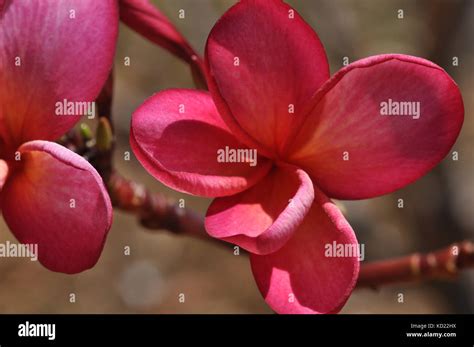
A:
0,0,473,313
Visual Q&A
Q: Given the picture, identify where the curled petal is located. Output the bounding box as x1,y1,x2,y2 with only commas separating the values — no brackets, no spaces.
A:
250,187,360,314
205,165,314,254
206,0,329,156
130,89,272,197
287,54,464,199
1,141,113,274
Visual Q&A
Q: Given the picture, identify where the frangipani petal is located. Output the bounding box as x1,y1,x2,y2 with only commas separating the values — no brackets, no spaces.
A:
250,187,360,314
287,54,464,199
120,0,199,64
1,141,113,274
0,0,118,154
205,165,314,254
206,0,329,156
130,89,272,197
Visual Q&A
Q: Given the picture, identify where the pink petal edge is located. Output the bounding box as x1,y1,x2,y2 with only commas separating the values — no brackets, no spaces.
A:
205,164,314,255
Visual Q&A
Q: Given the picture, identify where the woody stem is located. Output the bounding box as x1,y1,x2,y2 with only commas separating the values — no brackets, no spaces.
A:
356,241,474,288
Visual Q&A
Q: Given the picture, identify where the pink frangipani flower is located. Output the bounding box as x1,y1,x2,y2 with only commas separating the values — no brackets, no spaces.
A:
130,0,464,313
0,0,118,273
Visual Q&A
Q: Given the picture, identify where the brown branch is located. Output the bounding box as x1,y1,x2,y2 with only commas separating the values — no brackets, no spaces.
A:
107,171,214,243
356,241,474,289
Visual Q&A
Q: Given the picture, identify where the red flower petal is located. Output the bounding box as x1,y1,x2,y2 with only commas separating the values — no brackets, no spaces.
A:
206,0,329,156
250,187,360,314
130,89,272,197
0,0,118,153
205,165,314,255
119,0,200,64
1,141,113,274
286,54,464,199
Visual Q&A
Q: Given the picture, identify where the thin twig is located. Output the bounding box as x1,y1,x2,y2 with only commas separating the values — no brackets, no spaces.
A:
107,172,213,243
357,241,474,289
